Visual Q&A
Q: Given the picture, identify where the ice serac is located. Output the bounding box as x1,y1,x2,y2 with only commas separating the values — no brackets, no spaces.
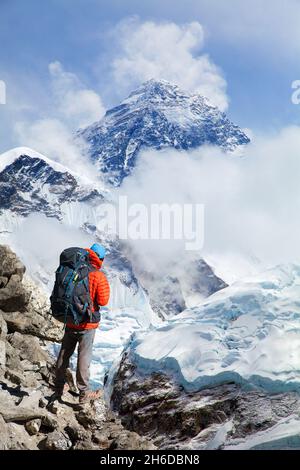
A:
119,264,300,393
78,79,250,186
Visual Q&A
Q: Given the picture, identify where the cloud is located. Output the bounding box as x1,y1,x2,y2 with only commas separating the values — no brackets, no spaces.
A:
14,118,97,180
111,18,228,111
13,61,105,180
118,125,300,282
49,61,105,129
10,213,94,291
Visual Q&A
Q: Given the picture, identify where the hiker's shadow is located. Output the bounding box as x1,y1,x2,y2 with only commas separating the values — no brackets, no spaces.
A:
46,391,82,411
1,382,28,400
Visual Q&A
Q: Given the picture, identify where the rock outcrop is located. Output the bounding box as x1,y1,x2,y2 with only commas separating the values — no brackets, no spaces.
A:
111,351,300,450
0,245,155,450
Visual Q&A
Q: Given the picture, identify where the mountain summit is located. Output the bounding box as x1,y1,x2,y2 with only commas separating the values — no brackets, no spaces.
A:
78,79,250,186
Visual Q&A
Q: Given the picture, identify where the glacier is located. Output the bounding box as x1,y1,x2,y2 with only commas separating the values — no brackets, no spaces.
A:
123,263,300,394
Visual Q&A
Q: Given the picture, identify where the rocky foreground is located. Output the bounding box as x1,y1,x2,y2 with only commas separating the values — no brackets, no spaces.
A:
4,244,300,451
111,350,300,450
0,245,154,450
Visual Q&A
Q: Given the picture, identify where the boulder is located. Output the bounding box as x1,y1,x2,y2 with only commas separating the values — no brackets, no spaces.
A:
19,391,43,409
0,274,30,312
0,245,26,280
110,430,156,450
25,418,42,435
5,341,23,372
6,422,38,450
7,332,50,363
43,430,72,450
2,310,63,342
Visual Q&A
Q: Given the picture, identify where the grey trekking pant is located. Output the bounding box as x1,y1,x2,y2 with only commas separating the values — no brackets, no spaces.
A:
55,327,96,393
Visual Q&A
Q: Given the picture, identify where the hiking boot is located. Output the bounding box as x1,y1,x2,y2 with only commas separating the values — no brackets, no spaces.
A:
79,389,103,404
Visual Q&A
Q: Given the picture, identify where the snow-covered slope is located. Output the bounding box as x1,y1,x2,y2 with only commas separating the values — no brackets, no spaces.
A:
120,264,300,393
78,79,250,186
0,147,107,223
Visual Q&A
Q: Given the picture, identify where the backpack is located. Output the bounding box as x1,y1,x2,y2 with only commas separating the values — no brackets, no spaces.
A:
50,247,96,325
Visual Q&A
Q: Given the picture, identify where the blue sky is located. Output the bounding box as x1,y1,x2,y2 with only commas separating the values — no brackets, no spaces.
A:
1,0,300,153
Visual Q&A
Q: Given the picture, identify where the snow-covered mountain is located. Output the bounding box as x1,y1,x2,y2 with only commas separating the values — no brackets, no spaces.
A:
0,147,106,220
78,79,250,186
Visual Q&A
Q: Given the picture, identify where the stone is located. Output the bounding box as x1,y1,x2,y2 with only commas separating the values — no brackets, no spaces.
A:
44,430,72,450
73,438,99,450
19,391,43,409
5,341,23,372
0,415,9,450
0,314,7,339
0,405,45,423
76,403,102,428
110,430,156,450
25,418,42,435
0,274,30,312
21,359,39,372
41,414,57,430
2,310,63,342
0,276,8,288
0,340,5,367
8,332,49,363
6,422,38,450
5,369,23,385
0,245,26,279
39,397,48,409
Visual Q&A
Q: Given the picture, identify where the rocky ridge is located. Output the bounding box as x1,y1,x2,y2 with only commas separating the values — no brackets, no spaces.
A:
111,350,300,450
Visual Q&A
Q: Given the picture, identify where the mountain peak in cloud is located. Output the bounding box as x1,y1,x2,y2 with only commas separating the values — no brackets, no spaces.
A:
78,79,250,186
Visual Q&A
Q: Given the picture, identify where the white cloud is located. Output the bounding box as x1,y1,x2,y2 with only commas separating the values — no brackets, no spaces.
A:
13,61,105,180
118,125,300,281
11,214,94,291
112,18,228,111
14,118,97,181
49,61,105,129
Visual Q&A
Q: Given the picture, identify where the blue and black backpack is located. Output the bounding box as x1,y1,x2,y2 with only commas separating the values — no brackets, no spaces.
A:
50,247,97,325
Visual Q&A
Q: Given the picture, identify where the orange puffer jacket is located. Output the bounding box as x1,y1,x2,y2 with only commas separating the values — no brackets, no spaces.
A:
67,248,110,330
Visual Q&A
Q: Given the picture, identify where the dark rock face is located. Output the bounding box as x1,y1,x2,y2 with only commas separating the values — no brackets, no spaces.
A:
79,79,250,186
131,257,227,319
111,352,300,450
187,259,228,298
0,154,104,219
0,245,155,451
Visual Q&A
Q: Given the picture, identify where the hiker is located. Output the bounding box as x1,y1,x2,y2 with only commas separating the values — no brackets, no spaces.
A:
51,243,110,404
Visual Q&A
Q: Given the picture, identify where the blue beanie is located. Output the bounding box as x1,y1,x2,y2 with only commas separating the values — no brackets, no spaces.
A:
90,243,106,260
